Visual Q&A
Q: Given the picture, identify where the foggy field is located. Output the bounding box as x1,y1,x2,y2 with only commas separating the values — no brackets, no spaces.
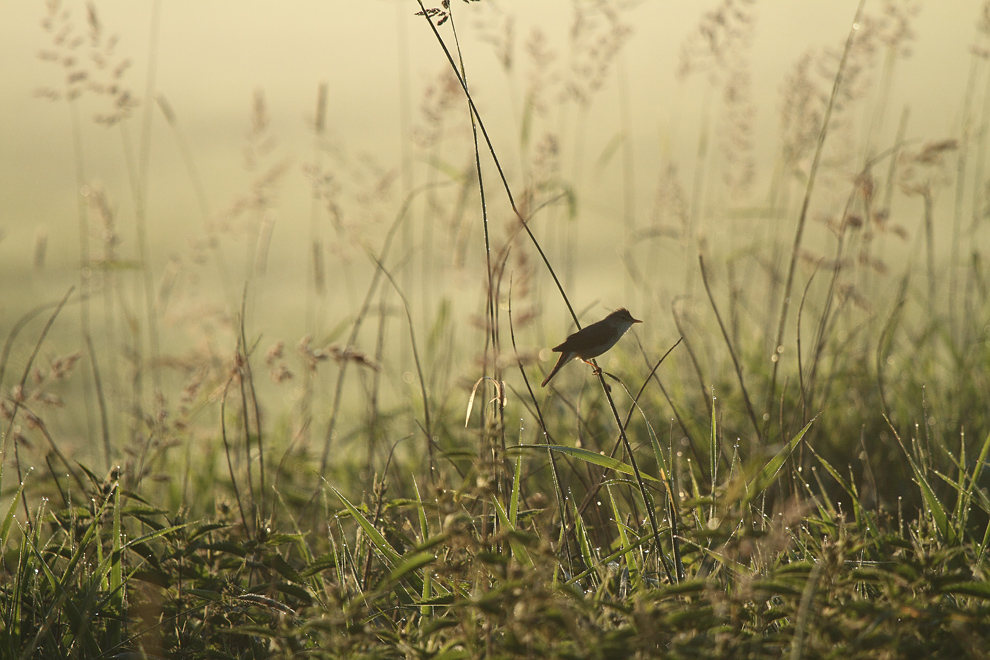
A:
1,1,990,657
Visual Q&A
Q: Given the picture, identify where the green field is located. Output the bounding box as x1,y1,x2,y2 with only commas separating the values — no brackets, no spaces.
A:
2,1,990,658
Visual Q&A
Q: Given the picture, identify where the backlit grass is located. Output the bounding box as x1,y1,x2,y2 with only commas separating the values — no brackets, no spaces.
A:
2,2,990,658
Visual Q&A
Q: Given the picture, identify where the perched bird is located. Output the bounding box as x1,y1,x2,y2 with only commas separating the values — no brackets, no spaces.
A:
540,308,642,387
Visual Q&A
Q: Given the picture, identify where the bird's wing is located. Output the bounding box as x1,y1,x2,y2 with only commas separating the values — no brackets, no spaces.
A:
552,319,611,352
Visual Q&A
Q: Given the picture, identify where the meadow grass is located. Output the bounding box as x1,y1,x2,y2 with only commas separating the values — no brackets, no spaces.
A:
2,1,990,658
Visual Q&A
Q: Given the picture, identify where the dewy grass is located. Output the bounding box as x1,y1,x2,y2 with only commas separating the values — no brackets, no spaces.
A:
3,1,990,658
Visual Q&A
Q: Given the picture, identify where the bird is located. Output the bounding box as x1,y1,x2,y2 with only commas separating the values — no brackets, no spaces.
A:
540,308,642,387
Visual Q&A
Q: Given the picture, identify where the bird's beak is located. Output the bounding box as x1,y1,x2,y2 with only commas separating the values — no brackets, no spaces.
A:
633,318,643,324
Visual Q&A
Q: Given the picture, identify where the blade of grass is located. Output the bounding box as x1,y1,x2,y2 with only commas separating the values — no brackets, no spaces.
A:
509,453,522,528
766,0,867,435
412,477,433,617
492,497,533,567
699,255,761,441
108,478,123,649
884,415,955,543
744,418,815,505
806,443,880,541
606,484,639,584
509,445,659,482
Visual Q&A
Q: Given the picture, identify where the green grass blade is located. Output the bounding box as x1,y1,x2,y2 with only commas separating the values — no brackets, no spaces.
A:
806,444,880,540
493,496,533,567
959,430,990,532
565,529,657,585
412,477,433,616
388,551,436,584
912,461,954,543
745,419,814,503
978,516,990,569
511,444,659,482
0,481,27,546
606,484,638,582
332,486,401,566
710,392,717,516
572,499,595,577
109,482,123,649
509,454,522,528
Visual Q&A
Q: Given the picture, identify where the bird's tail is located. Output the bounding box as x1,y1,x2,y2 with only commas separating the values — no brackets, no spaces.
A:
540,352,570,387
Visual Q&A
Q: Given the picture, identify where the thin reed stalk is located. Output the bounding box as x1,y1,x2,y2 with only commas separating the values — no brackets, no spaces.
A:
319,182,446,473
220,378,249,535
766,0,866,439
371,255,435,479
133,0,165,414
70,100,98,448
447,8,506,492
671,297,712,420
306,82,329,337
237,290,266,522
85,334,112,467
699,255,761,441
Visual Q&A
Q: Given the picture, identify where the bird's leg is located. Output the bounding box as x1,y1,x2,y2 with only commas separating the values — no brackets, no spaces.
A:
582,359,602,375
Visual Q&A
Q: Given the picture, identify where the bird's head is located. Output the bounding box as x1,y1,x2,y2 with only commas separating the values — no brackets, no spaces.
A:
609,308,642,328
